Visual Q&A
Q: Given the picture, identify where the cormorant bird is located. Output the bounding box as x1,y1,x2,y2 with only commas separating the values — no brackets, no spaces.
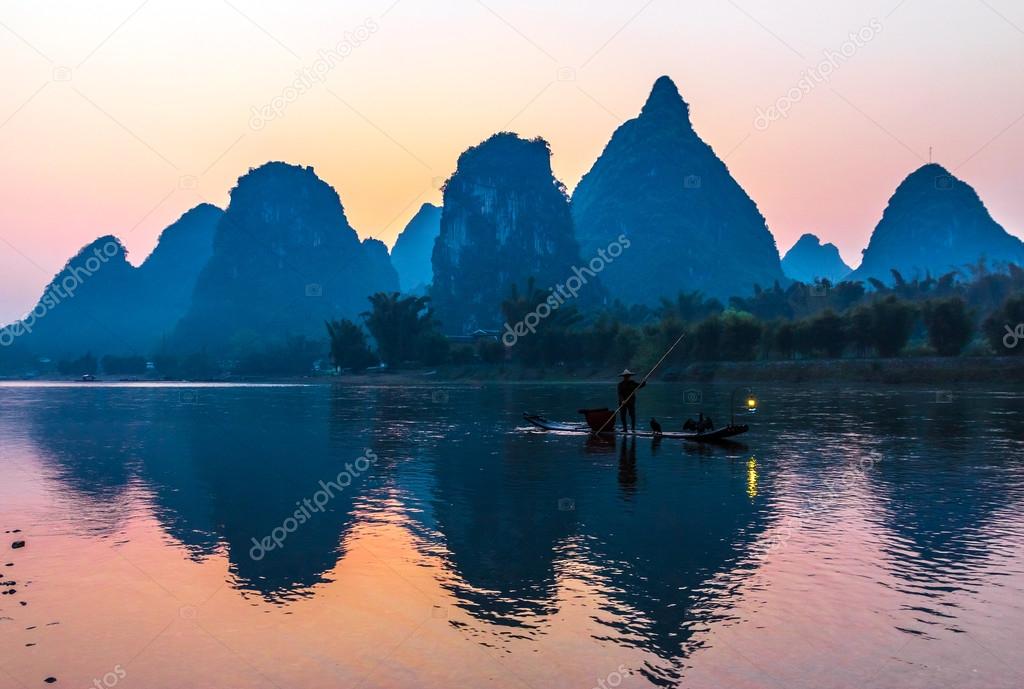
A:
649,418,663,435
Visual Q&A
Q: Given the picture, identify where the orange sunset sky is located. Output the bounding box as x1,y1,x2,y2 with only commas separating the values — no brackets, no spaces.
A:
1,0,1023,322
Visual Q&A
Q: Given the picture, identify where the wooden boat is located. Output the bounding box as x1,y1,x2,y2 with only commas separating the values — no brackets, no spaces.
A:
523,413,749,442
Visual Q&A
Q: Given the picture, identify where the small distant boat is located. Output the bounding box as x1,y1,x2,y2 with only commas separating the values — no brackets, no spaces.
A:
523,413,748,442
80,374,96,382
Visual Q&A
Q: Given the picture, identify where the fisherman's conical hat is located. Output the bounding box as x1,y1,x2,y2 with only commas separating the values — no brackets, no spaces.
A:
619,369,635,377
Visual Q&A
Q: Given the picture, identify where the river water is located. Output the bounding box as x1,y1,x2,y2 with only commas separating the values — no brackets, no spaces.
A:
0,381,1022,688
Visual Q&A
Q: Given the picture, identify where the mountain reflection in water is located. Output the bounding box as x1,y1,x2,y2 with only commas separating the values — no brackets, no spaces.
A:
1,382,1022,688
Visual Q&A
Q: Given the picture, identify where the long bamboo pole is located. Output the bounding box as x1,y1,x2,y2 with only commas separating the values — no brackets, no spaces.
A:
594,330,686,435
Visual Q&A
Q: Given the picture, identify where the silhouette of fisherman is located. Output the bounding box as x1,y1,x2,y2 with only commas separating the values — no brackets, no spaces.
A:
617,369,646,432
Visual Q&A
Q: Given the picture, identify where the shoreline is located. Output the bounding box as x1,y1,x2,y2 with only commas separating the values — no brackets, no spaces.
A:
5,356,1022,386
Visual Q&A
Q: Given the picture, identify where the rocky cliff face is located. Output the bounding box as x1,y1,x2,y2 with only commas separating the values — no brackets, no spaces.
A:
362,237,400,292
782,233,852,283
431,133,583,333
174,162,398,351
848,163,1024,284
391,203,441,294
571,76,785,304
133,203,223,344
4,204,222,358
139,204,222,290
10,236,136,358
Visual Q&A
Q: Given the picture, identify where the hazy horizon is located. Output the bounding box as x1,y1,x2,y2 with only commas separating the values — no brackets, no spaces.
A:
2,0,1022,322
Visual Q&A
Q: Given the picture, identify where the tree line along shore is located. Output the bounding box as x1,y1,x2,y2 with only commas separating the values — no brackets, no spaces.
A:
7,265,1022,384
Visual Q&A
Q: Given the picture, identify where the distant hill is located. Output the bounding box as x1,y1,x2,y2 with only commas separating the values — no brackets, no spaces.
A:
362,237,400,291
848,163,1024,284
571,76,785,304
3,204,221,359
782,233,852,283
391,203,441,294
431,133,583,333
134,204,224,345
172,162,398,352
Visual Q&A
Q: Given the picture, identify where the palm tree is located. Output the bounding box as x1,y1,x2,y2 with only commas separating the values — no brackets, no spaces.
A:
361,292,441,368
325,319,376,371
